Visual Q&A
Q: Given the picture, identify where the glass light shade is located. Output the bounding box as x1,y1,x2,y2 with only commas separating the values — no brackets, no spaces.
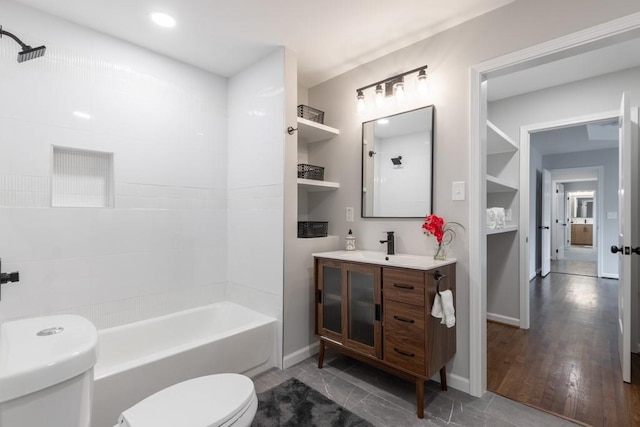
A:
357,90,365,112
393,80,405,100
375,84,384,106
417,69,428,95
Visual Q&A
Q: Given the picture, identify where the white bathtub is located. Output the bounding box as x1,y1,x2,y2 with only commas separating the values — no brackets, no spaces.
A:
91,302,277,427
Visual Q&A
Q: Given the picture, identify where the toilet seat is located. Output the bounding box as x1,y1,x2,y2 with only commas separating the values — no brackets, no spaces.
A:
115,373,257,427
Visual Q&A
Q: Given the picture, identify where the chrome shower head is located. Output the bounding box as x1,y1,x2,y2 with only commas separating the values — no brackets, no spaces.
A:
18,45,46,63
0,25,46,63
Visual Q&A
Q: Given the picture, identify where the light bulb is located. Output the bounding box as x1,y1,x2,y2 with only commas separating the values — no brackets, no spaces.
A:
417,69,427,95
356,90,365,112
375,84,384,107
393,80,405,100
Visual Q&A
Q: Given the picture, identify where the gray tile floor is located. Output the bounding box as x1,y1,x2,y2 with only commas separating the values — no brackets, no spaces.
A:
253,354,580,427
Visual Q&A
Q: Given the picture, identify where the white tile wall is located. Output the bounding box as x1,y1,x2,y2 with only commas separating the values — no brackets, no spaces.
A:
227,49,286,367
0,2,228,325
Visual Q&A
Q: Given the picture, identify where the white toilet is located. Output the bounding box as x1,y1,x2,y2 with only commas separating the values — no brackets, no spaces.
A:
114,373,258,427
0,314,258,427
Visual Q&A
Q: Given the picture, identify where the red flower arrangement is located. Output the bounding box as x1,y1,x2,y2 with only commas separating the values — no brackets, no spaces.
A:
422,214,446,243
422,214,463,259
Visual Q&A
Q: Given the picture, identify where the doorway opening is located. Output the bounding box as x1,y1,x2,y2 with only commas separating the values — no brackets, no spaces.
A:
470,12,640,426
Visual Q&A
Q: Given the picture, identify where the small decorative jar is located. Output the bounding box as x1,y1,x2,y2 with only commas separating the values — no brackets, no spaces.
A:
345,229,356,251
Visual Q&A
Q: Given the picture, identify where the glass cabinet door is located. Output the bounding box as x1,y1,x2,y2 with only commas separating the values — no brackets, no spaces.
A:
317,260,343,342
345,263,381,358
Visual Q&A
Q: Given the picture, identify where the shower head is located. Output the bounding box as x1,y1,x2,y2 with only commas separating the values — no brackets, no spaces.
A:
18,45,46,63
0,25,46,63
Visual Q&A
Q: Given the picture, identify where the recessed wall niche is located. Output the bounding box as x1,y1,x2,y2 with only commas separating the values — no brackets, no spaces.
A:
51,146,114,208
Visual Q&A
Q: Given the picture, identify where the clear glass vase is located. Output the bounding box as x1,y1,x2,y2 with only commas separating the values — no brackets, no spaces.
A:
433,243,447,260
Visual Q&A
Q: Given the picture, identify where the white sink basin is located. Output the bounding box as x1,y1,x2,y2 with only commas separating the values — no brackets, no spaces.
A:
0,314,98,403
312,250,456,270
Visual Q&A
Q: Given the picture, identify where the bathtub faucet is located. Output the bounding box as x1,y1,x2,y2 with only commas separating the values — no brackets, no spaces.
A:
380,231,395,255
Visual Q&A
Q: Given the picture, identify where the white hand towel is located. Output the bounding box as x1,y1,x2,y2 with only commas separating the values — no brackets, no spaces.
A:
431,294,443,319
431,290,455,328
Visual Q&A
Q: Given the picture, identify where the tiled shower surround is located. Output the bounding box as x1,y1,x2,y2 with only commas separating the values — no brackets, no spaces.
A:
0,1,284,339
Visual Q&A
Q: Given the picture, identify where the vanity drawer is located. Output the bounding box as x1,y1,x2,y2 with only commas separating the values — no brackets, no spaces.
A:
383,268,425,306
384,299,425,341
384,335,425,374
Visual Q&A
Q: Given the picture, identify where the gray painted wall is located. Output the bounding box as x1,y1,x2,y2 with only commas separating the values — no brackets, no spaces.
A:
296,0,640,383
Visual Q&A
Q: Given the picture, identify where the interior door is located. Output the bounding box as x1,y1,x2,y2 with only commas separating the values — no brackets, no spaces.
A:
615,93,634,383
555,183,566,259
540,169,552,276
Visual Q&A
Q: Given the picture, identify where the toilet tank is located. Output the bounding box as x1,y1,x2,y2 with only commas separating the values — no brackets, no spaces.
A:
0,315,98,427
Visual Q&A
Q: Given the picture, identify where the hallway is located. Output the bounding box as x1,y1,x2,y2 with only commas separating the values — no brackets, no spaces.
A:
487,273,640,426
551,246,598,277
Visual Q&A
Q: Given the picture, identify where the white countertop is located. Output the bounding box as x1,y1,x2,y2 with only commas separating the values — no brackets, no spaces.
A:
312,250,456,271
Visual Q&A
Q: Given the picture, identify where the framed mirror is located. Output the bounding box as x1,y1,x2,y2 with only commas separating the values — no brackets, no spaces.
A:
361,105,434,218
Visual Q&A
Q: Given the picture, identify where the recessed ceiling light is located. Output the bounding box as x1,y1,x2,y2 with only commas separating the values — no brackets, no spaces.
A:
151,12,176,28
377,119,389,125
73,111,91,120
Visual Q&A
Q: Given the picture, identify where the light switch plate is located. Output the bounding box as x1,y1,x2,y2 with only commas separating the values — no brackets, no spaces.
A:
452,181,465,201
346,207,354,222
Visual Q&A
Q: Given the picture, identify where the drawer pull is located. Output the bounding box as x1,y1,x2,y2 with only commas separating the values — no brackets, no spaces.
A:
393,348,415,358
393,283,414,290
393,315,415,324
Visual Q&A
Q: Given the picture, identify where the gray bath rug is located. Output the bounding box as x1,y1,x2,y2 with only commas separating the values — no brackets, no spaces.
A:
252,377,373,427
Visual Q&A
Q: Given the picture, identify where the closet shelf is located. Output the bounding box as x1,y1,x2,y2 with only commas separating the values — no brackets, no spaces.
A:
487,225,518,235
297,118,340,143
487,175,518,193
297,178,340,192
487,121,517,154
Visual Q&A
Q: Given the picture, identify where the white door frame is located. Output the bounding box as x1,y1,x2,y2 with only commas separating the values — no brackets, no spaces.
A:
547,165,606,276
468,12,640,397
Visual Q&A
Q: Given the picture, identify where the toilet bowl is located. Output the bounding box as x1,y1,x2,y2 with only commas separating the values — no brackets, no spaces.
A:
115,373,258,427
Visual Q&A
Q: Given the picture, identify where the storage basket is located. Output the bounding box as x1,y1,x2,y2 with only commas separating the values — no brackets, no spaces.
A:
297,105,325,124
298,221,328,238
297,164,325,181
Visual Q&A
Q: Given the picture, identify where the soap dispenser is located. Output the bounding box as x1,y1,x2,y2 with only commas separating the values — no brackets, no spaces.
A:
345,229,356,251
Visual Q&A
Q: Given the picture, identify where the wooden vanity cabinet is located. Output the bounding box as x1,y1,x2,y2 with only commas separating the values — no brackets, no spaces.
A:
315,257,456,418
571,223,593,245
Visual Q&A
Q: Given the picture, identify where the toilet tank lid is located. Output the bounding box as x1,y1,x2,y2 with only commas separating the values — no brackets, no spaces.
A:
0,315,98,403
118,373,256,427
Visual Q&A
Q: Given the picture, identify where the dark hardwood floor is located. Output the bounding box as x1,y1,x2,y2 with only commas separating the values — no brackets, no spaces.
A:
487,273,640,426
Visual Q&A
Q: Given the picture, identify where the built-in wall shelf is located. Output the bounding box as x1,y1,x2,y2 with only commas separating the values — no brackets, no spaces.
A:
297,178,340,191
297,118,340,143
487,120,517,154
487,175,518,193
487,225,518,235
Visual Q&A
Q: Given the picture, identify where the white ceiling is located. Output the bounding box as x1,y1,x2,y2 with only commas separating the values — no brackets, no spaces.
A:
530,119,619,156
13,0,514,87
488,37,640,101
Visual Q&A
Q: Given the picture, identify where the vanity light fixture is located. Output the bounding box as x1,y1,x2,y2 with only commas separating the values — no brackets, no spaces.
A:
355,64,428,111
151,12,176,28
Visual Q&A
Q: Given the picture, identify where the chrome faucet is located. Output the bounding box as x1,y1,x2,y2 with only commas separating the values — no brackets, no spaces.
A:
380,231,395,255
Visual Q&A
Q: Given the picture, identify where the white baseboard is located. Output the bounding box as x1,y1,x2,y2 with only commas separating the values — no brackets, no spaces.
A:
429,372,470,394
283,342,319,369
487,312,520,327
601,272,618,279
